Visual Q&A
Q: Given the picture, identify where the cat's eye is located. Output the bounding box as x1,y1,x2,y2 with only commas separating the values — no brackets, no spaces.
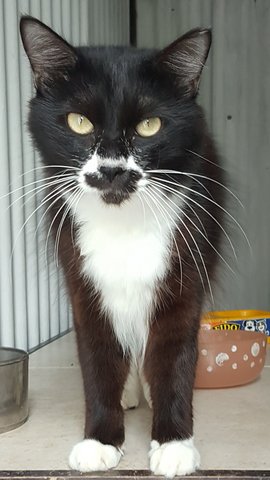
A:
135,117,161,137
67,113,94,135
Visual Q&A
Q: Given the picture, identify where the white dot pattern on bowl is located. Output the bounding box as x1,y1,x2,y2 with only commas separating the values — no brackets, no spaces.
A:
207,366,213,373
251,342,260,357
231,345,237,352
215,352,229,367
243,354,248,361
201,349,208,356
232,363,238,370
251,361,255,368
262,341,266,347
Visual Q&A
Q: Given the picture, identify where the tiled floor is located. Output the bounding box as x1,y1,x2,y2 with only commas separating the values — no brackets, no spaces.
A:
0,332,269,471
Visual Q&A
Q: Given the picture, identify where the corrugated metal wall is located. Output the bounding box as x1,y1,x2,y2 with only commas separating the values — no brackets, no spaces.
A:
0,0,130,351
210,0,270,310
136,0,270,311
1,0,269,351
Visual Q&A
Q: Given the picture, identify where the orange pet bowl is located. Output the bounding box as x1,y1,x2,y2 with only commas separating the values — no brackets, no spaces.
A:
195,310,268,389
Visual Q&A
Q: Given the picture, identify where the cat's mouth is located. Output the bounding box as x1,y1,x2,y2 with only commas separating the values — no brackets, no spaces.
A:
101,190,132,205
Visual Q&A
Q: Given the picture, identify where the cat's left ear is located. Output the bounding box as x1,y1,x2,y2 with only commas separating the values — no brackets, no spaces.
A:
20,16,78,91
156,28,211,97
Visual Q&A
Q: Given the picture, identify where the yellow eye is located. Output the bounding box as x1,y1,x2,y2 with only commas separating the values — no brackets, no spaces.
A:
67,113,94,135
135,117,161,137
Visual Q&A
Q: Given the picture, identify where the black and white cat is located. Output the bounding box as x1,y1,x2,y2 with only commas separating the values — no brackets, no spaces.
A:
20,17,225,477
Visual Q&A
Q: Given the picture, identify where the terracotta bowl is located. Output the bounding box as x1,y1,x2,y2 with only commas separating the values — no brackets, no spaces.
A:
194,329,267,389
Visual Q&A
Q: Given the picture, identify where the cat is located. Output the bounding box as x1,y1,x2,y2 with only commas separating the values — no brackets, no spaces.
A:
20,16,225,477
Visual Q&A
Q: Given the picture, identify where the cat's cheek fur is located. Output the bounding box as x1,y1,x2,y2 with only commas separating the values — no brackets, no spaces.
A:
149,438,200,478
69,439,123,472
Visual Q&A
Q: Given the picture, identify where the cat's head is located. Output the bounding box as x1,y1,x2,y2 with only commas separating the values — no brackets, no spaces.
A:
20,16,211,206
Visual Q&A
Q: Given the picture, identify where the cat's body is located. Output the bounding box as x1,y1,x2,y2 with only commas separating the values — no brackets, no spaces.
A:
20,17,224,477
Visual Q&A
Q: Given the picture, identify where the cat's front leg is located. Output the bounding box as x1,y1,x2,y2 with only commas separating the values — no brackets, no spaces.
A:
144,308,200,478
69,304,129,473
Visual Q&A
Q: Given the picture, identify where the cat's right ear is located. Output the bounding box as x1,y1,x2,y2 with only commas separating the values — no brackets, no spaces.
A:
20,16,77,91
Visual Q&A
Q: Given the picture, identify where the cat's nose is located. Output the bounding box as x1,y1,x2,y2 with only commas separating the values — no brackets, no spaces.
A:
99,166,125,183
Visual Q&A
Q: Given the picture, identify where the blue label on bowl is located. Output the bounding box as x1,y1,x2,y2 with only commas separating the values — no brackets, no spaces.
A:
213,318,270,336
213,323,240,330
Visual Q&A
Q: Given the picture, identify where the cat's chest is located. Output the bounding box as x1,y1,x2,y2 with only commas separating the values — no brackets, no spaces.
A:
72,193,175,356
78,219,170,289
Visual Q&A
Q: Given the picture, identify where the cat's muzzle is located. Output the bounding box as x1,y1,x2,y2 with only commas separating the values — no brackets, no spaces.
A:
84,168,141,205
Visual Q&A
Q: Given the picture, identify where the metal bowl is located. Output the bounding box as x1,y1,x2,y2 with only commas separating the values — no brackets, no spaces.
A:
0,347,29,433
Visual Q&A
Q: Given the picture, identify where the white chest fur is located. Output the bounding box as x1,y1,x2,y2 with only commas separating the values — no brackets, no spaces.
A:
70,191,176,358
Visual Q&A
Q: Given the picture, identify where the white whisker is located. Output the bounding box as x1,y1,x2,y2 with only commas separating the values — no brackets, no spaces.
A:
10,179,75,267
147,184,214,304
148,169,243,208
2,172,75,204
185,148,226,170
69,188,85,250
140,190,163,236
54,186,81,267
34,180,75,237
70,188,85,250
150,182,235,277
142,189,183,295
148,174,250,251
165,172,214,200
44,184,79,265
136,192,146,230
18,164,81,179
150,178,239,261
152,179,208,237
8,175,76,209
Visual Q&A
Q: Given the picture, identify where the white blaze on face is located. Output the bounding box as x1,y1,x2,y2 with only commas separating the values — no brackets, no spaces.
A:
78,153,147,188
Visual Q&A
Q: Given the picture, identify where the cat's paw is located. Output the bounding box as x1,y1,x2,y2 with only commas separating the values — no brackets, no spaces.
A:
121,363,140,410
69,439,123,472
149,438,200,478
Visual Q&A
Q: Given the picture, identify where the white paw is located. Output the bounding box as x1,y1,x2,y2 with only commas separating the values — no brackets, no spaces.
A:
69,439,123,472
121,363,140,410
149,438,200,478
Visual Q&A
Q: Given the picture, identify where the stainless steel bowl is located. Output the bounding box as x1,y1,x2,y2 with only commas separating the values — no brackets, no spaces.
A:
0,347,29,433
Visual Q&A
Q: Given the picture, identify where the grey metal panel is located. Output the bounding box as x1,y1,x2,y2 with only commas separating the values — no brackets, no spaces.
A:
3,0,28,349
87,0,130,46
0,1,15,347
19,0,40,350
210,0,270,310
136,0,270,311
136,0,211,47
0,0,130,350
29,0,51,348
135,0,212,120
80,0,90,45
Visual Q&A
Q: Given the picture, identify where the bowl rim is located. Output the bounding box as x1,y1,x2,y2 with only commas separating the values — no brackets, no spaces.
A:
0,347,28,366
202,309,270,322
